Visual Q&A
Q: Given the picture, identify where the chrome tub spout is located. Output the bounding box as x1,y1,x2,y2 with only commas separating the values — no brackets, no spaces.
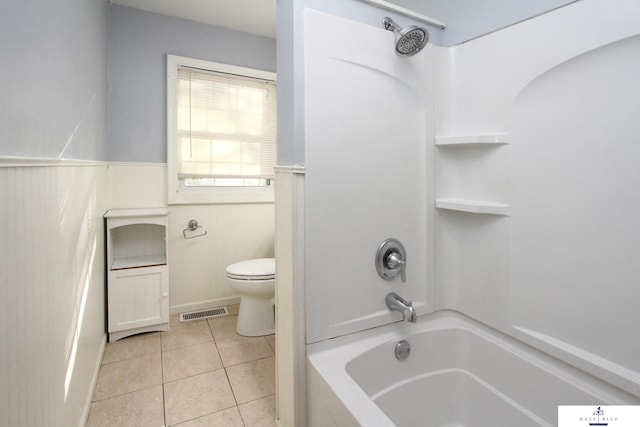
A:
386,292,417,323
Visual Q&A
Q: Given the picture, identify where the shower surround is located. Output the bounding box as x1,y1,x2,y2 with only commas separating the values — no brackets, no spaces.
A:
275,0,640,425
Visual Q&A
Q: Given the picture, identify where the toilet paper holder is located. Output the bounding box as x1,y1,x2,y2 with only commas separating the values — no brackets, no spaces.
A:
183,219,208,239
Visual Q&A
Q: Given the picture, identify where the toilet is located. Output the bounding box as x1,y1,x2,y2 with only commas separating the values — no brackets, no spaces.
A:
225,258,275,336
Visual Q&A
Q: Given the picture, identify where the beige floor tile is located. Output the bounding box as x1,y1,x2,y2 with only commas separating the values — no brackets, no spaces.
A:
207,315,239,341
265,334,276,353
170,312,182,326
90,315,277,426
162,341,223,383
164,369,237,426
161,320,213,352
93,353,162,401
174,407,244,426
238,395,276,427
226,356,275,404
102,332,161,365
216,335,274,367
86,385,164,427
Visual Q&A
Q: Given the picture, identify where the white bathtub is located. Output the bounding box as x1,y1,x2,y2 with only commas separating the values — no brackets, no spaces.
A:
307,311,636,427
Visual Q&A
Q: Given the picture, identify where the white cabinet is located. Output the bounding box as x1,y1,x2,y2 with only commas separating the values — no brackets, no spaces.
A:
105,208,169,341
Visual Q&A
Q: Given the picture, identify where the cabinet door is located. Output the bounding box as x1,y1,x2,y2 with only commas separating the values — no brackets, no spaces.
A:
108,266,169,333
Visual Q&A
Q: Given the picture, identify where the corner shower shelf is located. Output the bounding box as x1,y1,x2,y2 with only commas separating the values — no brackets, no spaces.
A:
435,134,509,146
435,198,511,216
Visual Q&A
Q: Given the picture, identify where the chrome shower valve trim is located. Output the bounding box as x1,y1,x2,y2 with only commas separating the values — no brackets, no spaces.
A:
375,238,407,283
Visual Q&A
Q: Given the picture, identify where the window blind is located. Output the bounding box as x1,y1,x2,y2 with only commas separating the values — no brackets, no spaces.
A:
176,66,277,180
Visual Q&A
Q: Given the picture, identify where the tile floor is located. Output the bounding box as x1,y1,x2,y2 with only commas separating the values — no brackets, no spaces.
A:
86,305,276,427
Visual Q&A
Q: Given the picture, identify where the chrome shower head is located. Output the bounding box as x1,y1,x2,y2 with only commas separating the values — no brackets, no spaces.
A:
383,17,429,57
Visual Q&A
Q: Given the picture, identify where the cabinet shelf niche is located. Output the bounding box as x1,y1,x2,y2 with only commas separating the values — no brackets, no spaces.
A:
111,254,167,270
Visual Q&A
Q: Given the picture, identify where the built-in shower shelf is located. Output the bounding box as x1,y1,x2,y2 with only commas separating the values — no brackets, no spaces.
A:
435,134,509,146
436,198,511,216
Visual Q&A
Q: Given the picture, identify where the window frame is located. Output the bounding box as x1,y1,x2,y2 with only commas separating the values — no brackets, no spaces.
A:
167,55,276,205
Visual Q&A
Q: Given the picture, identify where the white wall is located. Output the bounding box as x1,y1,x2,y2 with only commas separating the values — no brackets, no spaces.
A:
304,10,435,343
509,33,640,395
433,0,640,397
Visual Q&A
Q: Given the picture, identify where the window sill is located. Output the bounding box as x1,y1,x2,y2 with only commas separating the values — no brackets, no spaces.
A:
168,189,274,205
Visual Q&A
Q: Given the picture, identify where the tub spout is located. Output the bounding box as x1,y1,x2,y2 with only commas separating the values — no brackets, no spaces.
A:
386,292,417,323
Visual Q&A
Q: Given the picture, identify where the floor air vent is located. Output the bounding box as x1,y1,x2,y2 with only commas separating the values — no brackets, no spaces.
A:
179,307,229,322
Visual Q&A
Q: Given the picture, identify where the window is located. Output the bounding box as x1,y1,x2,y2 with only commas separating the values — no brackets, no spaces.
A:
167,55,277,204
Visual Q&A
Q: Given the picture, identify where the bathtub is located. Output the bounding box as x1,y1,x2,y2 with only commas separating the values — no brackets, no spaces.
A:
307,311,635,427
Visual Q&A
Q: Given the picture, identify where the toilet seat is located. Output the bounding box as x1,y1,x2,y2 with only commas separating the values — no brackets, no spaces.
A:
225,258,275,280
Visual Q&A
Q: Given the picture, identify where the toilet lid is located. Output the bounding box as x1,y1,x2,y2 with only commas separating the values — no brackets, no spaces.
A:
226,258,275,280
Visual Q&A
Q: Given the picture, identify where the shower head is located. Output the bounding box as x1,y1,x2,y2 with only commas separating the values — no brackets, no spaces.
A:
383,17,429,57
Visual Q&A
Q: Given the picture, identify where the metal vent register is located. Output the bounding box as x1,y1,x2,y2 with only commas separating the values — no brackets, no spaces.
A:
179,307,229,322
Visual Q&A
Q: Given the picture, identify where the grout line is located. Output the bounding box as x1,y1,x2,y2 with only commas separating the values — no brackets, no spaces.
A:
91,352,164,402
100,332,162,366
237,392,277,407
221,353,276,369
160,330,167,427
205,316,217,340
222,364,247,427
162,366,227,386
90,383,161,403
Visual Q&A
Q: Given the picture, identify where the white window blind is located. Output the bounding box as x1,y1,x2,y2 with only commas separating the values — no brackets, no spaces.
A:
176,66,277,180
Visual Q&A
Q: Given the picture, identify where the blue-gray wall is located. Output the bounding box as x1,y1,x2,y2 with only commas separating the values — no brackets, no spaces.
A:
392,0,577,45
107,5,277,162
0,0,108,160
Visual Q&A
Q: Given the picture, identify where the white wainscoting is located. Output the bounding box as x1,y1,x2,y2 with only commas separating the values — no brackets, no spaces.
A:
107,162,168,208
0,160,108,427
274,166,306,427
168,203,275,314
0,159,276,426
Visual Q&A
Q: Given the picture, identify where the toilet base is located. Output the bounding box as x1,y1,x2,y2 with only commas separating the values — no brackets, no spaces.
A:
236,295,275,336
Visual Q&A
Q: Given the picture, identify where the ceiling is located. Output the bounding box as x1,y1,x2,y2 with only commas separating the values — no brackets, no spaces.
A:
109,0,277,38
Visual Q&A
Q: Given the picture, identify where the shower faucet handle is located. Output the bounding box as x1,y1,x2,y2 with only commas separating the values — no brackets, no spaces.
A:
386,251,406,283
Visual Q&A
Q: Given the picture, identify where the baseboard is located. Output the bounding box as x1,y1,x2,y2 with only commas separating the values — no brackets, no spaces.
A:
170,296,241,315
79,333,107,427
